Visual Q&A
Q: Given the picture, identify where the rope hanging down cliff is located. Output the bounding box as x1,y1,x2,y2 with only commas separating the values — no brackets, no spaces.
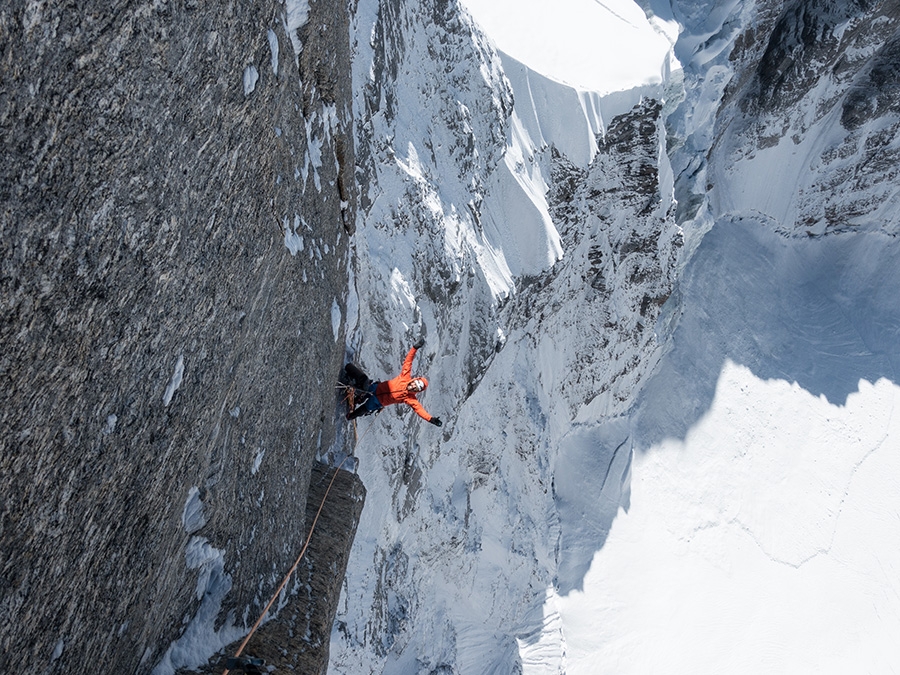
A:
220,454,352,675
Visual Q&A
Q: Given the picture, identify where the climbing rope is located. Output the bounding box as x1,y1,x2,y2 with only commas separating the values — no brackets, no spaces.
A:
347,385,358,442
220,388,370,674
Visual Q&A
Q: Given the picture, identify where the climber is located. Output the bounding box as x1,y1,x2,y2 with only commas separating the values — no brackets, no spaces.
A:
343,339,443,426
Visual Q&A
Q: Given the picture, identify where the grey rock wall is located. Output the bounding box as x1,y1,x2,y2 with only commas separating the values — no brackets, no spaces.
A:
1,0,358,672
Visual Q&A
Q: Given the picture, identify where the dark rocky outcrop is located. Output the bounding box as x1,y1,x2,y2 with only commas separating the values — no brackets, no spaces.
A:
519,99,682,415
1,0,361,673
196,463,366,675
670,0,900,236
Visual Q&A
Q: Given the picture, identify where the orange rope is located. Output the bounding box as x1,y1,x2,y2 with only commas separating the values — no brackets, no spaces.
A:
348,387,358,441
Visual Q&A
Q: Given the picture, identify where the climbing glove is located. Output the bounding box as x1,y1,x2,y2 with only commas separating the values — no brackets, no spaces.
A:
413,338,425,350
430,417,443,427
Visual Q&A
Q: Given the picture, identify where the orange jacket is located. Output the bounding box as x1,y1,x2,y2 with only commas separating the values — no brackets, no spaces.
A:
375,347,434,422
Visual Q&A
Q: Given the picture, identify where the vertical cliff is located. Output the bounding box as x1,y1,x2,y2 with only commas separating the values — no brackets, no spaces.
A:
1,0,360,672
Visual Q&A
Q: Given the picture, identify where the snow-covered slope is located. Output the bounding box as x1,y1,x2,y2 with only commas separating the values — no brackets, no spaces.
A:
332,0,900,672
709,1,900,236
460,0,676,93
568,217,900,673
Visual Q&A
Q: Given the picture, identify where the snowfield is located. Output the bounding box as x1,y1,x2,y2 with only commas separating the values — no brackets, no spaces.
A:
332,0,900,673
459,0,677,93
561,220,900,673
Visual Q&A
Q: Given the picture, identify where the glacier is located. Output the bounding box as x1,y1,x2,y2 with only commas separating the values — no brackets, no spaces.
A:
331,0,900,673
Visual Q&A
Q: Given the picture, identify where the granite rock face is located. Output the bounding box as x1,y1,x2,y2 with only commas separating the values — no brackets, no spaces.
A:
1,0,359,672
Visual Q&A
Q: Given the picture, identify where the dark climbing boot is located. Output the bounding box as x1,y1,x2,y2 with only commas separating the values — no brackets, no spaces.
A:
344,363,372,391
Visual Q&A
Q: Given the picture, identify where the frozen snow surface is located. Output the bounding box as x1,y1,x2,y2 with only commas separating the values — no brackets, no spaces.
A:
331,0,900,673
162,354,185,407
152,538,242,675
284,0,311,57
459,0,677,93
560,220,900,673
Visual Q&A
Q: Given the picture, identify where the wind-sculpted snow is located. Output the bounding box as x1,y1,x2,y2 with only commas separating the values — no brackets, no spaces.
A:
638,215,900,438
577,213,900,674
335,0,680,672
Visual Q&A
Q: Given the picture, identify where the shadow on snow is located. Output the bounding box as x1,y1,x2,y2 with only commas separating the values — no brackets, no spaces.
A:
553,216,900,595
